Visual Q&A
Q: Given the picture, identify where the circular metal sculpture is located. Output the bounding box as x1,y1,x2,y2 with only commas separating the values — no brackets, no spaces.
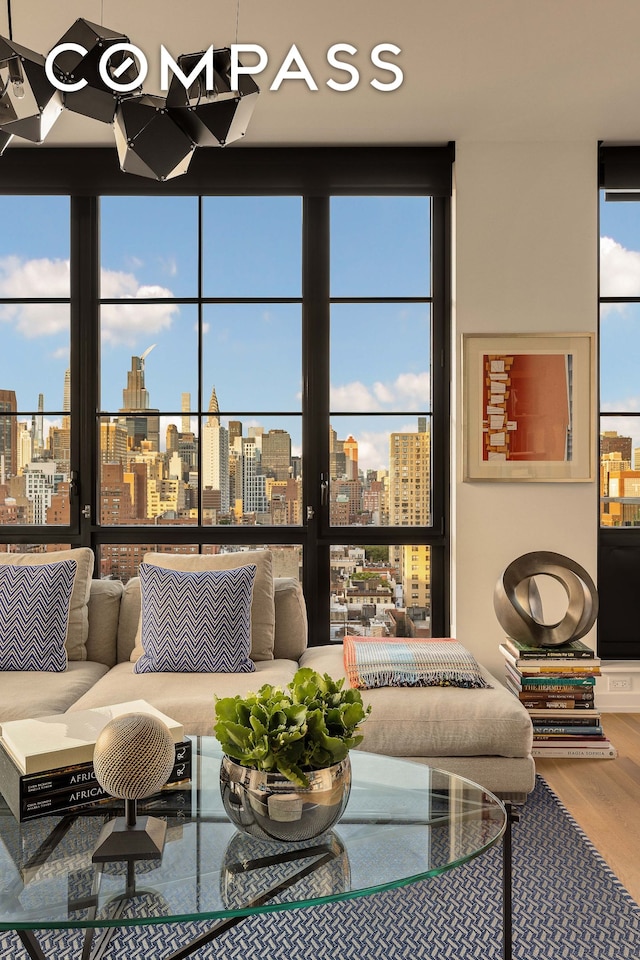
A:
493,551,598,648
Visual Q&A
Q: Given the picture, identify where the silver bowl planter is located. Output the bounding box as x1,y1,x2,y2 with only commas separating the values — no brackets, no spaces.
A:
220,755,352,842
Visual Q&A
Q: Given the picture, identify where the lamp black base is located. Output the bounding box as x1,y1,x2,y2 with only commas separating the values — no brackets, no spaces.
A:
92,814,167,863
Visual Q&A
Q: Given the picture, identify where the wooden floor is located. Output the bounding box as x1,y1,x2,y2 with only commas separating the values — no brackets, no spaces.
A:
534,713,640,905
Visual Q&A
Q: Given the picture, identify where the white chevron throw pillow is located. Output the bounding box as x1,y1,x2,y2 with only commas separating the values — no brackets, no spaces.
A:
0,559,77,671
134,562,257,673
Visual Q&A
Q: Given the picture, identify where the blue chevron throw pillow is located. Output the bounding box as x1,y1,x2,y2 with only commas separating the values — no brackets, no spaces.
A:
134,562,257,673
0,559,77,671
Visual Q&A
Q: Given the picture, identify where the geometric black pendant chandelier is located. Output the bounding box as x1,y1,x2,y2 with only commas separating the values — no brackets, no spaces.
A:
49,18,142,124
0,36,64,142
0,4,260,181
114,93,196,181
166,48,259,148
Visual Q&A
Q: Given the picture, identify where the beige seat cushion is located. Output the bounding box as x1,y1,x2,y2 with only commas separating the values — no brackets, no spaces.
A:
130,550,275,663
0,661,110,722
0,548,94,661
69,659,299,735
300,644,534,760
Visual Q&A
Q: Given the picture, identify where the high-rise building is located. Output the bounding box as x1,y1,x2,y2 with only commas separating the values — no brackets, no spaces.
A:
207,386,220,425
181,392,191,433
118,347,160,451
202,385,229,514
123,462,148,519
601,431,632,462
100,419,129,465
329,426,346,479
262,429,292,480
17,421,32,474
389,428,431,526
49,422,71,475
101,463,134,524
32,393,45,460
228,420,242,445
166,423,179,456
343,435,358,480
0,389,17,480
63,367,71,429
23,461,57,524
241,436,268,515
396,544,431,613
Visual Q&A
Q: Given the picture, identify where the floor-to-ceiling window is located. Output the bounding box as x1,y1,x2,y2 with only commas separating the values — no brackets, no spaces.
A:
0,145,452,644
598,145,640,658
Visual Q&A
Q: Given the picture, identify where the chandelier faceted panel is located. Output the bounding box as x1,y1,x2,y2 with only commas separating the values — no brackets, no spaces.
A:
167,48,259,147
0,18,260,176
114,94,196,181
0,37,63,142
49,18,141,123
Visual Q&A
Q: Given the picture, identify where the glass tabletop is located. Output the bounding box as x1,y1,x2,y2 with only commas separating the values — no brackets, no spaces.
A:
0,737,506,933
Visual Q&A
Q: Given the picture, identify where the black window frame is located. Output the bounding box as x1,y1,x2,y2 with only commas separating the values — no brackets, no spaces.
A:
0,144,453,645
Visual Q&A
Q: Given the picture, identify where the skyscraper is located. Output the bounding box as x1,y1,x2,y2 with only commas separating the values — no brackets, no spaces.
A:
118,346,160,451
262,429,292,480
33,393,45,460
389,428,431,526
202,385,229,514
0,389,17,481
181,392,191,433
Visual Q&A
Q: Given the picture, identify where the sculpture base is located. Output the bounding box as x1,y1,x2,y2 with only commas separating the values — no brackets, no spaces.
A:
92,815,167,863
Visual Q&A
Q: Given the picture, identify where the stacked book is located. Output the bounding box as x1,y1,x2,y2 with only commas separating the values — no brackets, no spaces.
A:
0,700,192,822
499,637,617,759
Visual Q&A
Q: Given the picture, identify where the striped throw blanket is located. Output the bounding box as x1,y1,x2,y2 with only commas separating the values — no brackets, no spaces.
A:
343,637,492,689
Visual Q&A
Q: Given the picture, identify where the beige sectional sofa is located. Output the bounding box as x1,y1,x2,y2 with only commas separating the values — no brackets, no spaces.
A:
0,571,535,801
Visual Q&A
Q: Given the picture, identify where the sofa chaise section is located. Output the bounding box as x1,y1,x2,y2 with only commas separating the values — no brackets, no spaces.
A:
300,643,535,800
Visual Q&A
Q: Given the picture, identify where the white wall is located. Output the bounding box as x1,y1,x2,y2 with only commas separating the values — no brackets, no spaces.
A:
451,141,599,680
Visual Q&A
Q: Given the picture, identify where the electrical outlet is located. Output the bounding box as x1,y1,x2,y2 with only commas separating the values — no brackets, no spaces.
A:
608,676,632,691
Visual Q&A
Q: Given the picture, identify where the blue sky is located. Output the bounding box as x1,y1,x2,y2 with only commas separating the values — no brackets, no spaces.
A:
0,193,431,471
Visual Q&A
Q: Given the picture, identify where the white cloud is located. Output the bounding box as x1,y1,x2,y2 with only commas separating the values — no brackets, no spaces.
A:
160,256,178,278
331,371,430,412
601,396,640,413
600,236,640,303
331,380,379,411
356,423,421,473
0,256,179,346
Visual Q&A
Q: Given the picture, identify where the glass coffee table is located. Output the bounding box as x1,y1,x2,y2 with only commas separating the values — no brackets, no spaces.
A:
0,738,511,960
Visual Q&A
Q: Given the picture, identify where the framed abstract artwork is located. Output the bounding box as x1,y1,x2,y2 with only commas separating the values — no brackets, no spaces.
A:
462,332,595,481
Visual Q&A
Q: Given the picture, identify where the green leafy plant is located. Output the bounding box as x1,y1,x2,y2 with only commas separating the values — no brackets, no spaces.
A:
214,667,371,787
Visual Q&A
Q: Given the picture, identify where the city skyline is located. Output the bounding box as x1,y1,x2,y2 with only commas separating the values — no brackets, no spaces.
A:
0,194,432,475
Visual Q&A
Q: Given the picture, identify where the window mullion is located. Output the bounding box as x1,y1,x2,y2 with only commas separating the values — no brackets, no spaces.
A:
70,195,100,545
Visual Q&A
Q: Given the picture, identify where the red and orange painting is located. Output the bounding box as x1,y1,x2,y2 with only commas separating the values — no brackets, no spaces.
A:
482,353,572,462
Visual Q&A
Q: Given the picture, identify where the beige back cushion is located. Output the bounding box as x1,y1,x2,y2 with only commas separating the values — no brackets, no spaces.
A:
119,574,307,664
129,550,275,662
86,579,124,667
0,547,94,661
273,578,308,661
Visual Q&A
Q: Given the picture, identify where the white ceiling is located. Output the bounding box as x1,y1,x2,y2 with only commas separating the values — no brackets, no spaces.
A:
3,0,640,147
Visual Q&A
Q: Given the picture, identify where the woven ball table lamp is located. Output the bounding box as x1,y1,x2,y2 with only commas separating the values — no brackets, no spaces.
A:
91,713,175,863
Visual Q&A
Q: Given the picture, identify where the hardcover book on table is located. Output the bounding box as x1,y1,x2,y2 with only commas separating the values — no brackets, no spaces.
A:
0,700,184,775
503,636,597,659
0,736,191,822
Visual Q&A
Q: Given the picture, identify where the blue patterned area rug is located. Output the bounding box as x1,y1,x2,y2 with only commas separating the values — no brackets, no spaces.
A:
3,775,640,960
